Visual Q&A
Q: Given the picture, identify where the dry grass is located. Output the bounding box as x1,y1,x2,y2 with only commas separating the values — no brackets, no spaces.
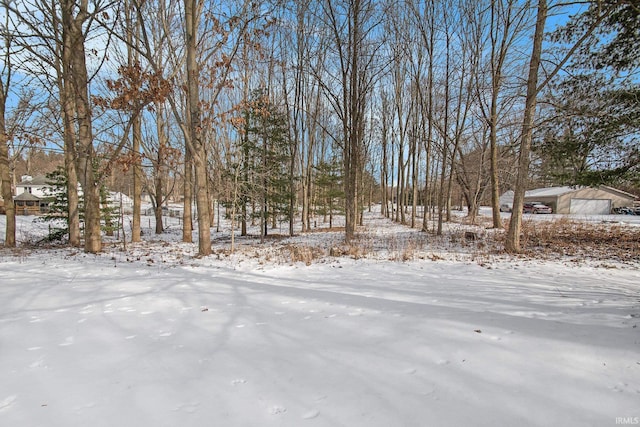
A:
305,226,346,233
284,244,325,265
506,218,640,263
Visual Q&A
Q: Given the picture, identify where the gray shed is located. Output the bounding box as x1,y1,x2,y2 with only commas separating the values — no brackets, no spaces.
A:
523,186,637,214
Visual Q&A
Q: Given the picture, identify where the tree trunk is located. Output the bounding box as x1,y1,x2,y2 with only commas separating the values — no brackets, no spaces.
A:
0,82,15,247
437,86,450,235
183,148,193,243
57,14,81,248
154,104,166,234
184,0,211,256
505,0,547,253
58,47,81,246
62,0,101,253
420,2,435,233
131,114,142,242
489,99,502,229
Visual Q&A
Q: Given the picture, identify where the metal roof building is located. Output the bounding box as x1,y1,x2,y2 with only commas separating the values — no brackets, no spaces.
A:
501,186,638,214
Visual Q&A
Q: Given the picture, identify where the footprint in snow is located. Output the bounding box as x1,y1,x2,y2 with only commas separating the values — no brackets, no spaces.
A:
269,405,287,415
0,395,17,412
609,382,629,393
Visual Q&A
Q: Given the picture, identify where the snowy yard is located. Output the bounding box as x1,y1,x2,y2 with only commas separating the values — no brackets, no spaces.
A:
0,211,638,426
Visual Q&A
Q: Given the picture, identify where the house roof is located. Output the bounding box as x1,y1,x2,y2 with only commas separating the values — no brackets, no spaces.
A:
600,185,638,200
16,175,49,186
14,192,43,201
108,192,133,205
524,186,577,198
499,185,639,201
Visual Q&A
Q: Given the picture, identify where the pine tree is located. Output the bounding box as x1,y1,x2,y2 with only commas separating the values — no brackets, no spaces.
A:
39,167,83,242
100,186,121,237
237,89,293,237
541,1,640,188
39,167,122,241
535,74,640,188
314,159,344,229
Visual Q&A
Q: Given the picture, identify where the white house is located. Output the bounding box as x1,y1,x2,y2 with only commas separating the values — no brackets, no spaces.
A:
107,192,134,214
13,175,55,215
15,175,52,198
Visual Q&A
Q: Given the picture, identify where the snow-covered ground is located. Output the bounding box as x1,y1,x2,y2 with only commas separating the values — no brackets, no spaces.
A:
0,210,638,426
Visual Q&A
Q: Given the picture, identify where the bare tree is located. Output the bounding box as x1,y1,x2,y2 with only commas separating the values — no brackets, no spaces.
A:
59,0,110,253
505,0,617,252
477,0,532,229
318,0,384,243
0,5,15,246
407,0,436,232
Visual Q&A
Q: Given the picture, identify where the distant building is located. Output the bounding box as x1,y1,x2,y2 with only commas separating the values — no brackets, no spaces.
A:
14,175,53,215
15,175,51,198
500,186,638,215
107,192,134,214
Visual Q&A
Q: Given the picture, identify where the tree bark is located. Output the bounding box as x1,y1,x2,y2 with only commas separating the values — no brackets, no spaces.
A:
182,147,193,243
58,25,81,247
62,0,101,253
505,0,547,253
132,114,142,242
153,102,167,234
184,0,211,256
0,81,15,247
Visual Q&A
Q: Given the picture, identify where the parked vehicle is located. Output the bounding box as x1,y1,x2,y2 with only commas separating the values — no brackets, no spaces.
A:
499,204,512,213
523,202,552,214
613,207,636,215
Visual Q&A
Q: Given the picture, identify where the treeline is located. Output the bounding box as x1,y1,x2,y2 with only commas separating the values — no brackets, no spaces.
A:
1,0,638,253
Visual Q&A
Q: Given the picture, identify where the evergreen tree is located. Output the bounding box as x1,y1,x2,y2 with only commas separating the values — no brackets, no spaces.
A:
100,186,121,237
541,2,640,188
238,89,293,237
534,74,640,187
39,166,122,241
314,159,344,229
556,1,640,73
39,167,83,242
